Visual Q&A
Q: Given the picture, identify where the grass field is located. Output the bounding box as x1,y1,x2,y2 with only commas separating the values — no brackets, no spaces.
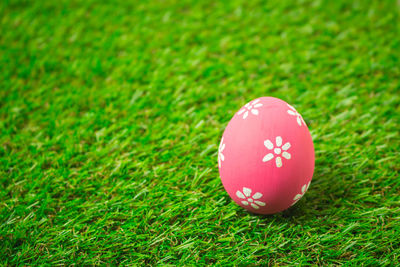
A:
1,0,400,265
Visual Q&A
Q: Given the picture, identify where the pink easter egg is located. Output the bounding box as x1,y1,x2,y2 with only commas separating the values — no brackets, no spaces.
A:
218,97,315,214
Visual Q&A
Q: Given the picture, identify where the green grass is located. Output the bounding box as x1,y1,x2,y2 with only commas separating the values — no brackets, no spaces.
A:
1,0,400,265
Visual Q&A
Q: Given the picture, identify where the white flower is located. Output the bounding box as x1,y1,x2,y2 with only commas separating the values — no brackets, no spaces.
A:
236,187,266,209
291,181,311,206
287,104,306,126
262,136,291,168
237,99,263,119
218,137,225,168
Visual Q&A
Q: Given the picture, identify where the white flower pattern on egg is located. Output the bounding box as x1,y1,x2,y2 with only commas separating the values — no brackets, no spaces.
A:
291,181,311,206
236,187,266,209
237,99,263,119
287,104,306,126
262,136,291,168
218,137,225,168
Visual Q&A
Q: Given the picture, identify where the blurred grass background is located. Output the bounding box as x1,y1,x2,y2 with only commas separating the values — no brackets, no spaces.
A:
1,0,400,265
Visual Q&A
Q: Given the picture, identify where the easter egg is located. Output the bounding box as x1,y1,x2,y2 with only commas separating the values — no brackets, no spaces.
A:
218,97,315,214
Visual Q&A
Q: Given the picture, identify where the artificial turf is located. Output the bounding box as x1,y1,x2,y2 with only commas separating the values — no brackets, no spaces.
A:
1,0,400,265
